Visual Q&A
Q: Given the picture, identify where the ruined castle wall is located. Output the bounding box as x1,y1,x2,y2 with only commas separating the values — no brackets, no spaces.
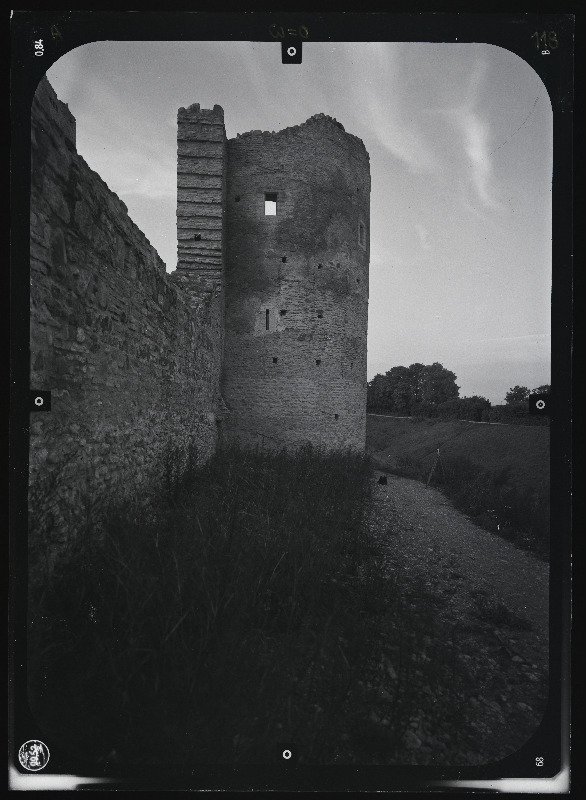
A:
222,115,370,450
29,78,223,543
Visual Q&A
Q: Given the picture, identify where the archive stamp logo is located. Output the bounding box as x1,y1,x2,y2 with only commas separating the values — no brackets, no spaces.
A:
18,740,50,771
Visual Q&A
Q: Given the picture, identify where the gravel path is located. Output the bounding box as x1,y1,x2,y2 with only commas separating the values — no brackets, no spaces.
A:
336,471,550,766
372,471,549,643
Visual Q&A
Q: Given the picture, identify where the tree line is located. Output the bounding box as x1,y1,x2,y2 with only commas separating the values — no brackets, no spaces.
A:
367,364,550,424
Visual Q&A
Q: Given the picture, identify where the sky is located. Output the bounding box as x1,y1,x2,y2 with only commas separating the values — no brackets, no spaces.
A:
45,40,552,404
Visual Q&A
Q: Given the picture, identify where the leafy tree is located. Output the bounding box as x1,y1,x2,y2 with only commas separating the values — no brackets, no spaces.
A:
532,384,551,394
505,385,530,405
367,362,460,414
401,363,427,407
419,362,459,406
385,366,413,414
366,373,391,411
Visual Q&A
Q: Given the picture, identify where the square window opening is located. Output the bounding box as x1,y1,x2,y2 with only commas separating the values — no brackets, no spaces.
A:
265,193,277,215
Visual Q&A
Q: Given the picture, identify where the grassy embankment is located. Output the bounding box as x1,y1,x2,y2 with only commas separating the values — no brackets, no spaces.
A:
27,443,390,766
28,440,544,769
367,415,550,560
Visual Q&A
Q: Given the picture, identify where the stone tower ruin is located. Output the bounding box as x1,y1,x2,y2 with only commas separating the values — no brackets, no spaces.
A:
176,105,371,451
28,80,371,552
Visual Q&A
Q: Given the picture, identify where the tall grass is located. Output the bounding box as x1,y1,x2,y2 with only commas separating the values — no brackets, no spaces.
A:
28,442,383,766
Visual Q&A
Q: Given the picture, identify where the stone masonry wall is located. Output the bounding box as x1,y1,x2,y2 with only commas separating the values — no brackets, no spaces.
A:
29,78,223,547
222,115,370,450
176,102,227,296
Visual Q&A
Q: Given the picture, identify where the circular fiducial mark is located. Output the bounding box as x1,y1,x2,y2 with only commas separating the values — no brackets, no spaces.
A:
34,396,44,406
18,740,50,771
287,47,296,57
536,399,546,410
282,749,292,760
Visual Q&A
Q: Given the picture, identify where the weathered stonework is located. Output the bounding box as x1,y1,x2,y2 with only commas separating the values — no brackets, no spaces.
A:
221,116,370,450
29,78,223,544
29,77,370,548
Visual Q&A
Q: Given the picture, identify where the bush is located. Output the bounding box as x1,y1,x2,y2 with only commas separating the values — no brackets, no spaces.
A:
436,396,491,422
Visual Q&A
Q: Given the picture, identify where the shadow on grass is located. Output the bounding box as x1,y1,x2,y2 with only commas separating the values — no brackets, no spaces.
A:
27,442,393,767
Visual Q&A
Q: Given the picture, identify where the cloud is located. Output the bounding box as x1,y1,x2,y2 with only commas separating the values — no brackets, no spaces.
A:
454,108,500,209
449,333,551,367
414,223,432,251
348,44,440,173
438,58,502,210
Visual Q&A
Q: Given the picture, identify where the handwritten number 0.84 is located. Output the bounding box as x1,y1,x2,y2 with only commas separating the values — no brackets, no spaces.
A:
34,39,44,56
531,31,558,50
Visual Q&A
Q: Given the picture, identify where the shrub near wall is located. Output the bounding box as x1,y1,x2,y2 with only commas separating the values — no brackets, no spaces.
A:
29,78,223,559
437,396,491,422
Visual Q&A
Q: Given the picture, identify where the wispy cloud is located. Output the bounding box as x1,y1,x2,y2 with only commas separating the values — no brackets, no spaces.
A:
438,58,501,210
462,112,495,205
471,333,551,344
349,44,440,173
414,223,432,251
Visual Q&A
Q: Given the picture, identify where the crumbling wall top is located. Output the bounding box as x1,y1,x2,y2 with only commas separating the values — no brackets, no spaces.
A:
178,103,225,123
33,76,76,148
231,112,368,157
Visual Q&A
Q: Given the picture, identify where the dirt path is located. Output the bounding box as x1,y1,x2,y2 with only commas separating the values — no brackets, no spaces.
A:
372,471,549,643
335,471,550,767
